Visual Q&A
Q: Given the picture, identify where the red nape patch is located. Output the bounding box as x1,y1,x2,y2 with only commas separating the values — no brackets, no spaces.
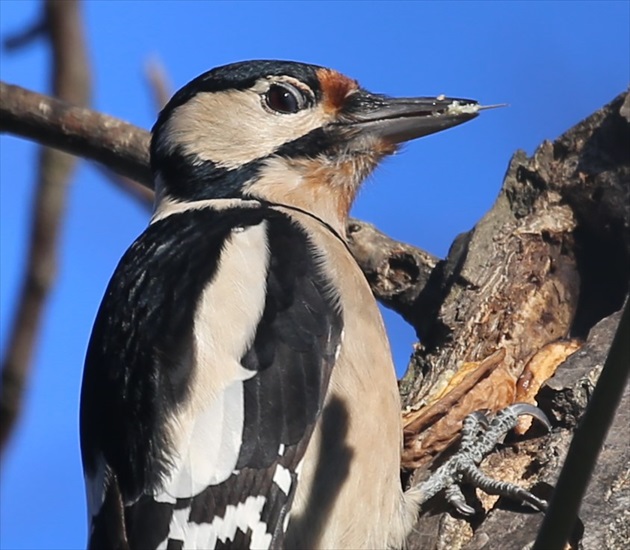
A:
316,68,359,113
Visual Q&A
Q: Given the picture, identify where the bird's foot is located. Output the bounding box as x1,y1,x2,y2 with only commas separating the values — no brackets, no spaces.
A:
409,403,551,516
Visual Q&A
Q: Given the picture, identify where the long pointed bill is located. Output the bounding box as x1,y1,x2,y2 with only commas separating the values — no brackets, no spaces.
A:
345,93,503,144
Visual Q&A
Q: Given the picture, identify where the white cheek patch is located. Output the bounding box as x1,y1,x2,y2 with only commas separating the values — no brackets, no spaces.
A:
162,88,331,170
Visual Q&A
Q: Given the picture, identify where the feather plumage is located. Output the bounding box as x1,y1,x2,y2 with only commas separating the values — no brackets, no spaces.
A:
81,205,342,549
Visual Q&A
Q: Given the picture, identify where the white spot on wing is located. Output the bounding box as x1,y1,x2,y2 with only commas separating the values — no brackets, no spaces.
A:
153,491,176,504
283,510,291,534
157,504,220,550
250,519,273,550
165,506,190,543
278,443,285,456
273,464,292,495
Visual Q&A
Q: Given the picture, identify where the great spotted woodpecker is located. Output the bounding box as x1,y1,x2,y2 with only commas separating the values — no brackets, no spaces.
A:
80,60,544,549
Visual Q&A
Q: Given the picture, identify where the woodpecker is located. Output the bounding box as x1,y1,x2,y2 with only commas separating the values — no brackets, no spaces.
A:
80,60,517,550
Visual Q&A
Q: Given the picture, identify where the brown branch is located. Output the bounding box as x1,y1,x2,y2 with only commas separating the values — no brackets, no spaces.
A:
95,165,154,211
346,219,439,324
88,57,173,212
89,57,173,212
0,0,91,453
0,82,151,185
94,56,174,211
534,298,630,550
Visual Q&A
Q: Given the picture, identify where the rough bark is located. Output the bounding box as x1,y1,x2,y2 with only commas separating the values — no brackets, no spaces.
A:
398,91,630,549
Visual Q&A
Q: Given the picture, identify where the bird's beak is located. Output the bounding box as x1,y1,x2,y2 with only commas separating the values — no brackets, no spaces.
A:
344,92,501,144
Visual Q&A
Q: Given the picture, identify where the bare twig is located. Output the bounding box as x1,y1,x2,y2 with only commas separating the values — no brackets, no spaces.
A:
346,219,439,323
93,56,175,211
95,165,154,211
90,56,174,212
0,0,91,453
3,19,47,51
144,57,172,111
88,57,172,212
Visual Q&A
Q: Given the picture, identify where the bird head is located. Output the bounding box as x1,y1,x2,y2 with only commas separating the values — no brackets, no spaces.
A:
151,60,485,232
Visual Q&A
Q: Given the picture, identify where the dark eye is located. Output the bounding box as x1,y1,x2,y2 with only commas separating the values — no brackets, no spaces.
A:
265,84,304,114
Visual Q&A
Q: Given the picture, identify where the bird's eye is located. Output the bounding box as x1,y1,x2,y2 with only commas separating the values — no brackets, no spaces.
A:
265,84,305,114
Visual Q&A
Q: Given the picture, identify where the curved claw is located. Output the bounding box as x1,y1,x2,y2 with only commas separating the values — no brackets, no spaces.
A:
445,483,476,516
453,499,476,517
508,403,552,431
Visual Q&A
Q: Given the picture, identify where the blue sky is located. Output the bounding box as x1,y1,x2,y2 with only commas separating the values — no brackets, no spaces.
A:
1,1,628,548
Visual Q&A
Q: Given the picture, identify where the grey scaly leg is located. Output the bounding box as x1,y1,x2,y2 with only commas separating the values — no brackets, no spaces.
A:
407,404,551,515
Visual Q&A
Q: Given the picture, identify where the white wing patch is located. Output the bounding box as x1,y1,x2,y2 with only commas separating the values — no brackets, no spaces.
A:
154,222,270,501
158,381,247,499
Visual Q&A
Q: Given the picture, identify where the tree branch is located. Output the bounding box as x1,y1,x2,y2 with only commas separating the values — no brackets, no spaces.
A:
534,297,630,550
0,81,150,185
0,0,91,453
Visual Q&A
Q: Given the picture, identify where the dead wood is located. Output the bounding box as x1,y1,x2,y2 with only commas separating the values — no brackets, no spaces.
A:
402,91,629,549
